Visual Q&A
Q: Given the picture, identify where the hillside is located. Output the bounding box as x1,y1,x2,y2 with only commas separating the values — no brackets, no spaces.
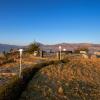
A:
0,44,24,52
20,56,100,100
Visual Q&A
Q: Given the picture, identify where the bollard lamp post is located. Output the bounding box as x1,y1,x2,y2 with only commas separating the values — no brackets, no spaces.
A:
59,46,62,60
63,48,66,51
18,49,23,78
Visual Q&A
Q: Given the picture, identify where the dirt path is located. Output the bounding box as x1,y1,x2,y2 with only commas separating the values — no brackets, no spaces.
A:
0,57,57,100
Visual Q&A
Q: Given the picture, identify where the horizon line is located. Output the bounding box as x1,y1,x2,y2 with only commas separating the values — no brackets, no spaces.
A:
0,42,100,46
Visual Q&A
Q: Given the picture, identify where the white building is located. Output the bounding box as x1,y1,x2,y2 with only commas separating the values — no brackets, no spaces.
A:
80,51,87,54
94,51,100,55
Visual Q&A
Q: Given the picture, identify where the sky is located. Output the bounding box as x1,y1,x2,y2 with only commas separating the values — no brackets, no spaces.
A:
0,0,100,45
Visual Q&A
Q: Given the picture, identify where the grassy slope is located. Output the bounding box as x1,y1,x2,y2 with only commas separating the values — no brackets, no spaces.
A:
20,56,100,100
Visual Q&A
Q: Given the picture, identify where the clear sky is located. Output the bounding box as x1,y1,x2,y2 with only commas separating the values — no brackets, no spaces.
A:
0,0,100,45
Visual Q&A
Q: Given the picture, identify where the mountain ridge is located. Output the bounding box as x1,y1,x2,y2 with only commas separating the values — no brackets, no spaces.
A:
0,43,100,52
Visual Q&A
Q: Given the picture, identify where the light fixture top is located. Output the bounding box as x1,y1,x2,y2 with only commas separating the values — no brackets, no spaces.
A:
18,49,23,52
59,46,62,49
63,48,66,51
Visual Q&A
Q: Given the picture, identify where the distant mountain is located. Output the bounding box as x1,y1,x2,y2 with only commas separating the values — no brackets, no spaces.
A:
41,43,100,52
0,43,100,53
0,44,24,52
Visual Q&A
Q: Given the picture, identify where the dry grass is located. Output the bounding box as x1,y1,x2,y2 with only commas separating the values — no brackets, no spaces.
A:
0,53,48,88
20,56,100,100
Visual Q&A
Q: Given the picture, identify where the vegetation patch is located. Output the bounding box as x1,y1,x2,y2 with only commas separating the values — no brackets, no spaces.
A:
20,57,100,100
0,61,57,100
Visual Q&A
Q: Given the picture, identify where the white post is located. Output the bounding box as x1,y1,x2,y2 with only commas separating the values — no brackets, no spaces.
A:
18,49,23,78
59,46,62,60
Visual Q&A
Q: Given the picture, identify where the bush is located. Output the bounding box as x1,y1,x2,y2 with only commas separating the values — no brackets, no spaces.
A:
27,42,40,54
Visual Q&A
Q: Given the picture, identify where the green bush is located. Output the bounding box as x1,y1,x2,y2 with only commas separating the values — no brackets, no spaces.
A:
27,42,40,54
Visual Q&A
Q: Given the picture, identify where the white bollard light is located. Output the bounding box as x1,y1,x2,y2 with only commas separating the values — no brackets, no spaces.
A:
18,49,23,78
63,48,66,51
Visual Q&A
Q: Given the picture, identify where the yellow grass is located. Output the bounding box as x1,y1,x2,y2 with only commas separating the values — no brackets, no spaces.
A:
20,56,100,100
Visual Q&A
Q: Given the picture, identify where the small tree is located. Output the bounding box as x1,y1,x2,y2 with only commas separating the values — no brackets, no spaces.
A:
28,42,40,54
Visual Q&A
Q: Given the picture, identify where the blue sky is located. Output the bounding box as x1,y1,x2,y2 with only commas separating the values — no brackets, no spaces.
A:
0,0,100,45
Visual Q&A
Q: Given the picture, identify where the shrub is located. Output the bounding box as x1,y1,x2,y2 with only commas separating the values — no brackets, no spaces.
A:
27,42,40,54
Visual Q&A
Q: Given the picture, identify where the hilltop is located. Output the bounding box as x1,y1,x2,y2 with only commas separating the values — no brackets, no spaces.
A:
20,56,100,100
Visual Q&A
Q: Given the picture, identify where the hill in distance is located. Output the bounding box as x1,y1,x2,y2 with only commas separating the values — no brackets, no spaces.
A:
0,43,100,52
0,44,24,52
